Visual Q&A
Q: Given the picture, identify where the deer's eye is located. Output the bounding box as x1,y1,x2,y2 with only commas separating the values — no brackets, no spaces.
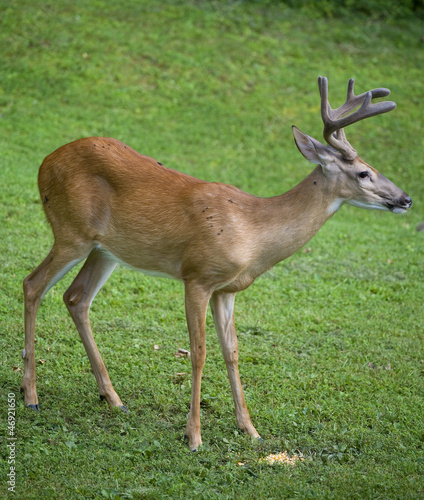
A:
358,171,369,179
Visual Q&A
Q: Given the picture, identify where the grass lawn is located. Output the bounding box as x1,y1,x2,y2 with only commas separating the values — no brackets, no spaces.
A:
1,1,423,498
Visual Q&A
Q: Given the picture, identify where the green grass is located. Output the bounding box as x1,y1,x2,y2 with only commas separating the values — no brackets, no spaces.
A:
1,1,424,498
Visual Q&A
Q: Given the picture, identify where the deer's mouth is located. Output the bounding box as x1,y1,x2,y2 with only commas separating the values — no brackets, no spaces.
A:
386,197,412,214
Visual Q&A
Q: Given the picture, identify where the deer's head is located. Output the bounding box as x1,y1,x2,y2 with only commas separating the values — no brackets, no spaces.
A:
293,77,412,214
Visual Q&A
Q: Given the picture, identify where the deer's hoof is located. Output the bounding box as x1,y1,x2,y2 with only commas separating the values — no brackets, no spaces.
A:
27,404,39,411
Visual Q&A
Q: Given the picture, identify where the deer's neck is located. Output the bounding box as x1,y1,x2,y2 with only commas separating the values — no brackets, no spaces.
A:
254,166,339,266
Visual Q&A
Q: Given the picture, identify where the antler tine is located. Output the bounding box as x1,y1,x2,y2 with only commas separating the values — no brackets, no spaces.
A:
318,76,396,161
339,79,387,116
318,76,330,121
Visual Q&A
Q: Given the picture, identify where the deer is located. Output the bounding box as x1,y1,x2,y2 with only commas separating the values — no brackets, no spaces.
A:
21,77,411,451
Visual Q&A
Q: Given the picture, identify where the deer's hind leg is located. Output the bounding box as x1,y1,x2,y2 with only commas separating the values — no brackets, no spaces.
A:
22,243,90,409
62,247,124,408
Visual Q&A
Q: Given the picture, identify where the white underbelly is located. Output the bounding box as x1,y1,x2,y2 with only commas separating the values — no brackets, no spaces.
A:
97,245,179,281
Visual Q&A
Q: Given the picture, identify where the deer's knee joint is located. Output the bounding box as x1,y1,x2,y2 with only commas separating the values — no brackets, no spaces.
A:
23,275,37,304
191,345,206,368
63,285,86,310
223,348,238,365
220,339,238,363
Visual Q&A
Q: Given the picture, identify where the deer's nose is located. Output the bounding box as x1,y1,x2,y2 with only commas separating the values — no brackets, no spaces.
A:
403,195,412,207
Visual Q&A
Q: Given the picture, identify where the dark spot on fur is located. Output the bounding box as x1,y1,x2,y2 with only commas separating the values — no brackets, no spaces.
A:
313,181,317,185
157,162,163,166
43,196,48,204
228,198,234,203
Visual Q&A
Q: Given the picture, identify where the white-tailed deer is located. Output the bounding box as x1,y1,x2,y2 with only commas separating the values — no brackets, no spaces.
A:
22,77,411,450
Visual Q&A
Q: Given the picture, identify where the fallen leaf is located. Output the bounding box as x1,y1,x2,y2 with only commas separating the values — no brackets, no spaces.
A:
153,345,160,351
12,366,21,372
174,348,190,358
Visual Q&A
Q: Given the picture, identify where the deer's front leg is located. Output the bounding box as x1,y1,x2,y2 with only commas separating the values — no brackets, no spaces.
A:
210,291,261,440
184,281,211,451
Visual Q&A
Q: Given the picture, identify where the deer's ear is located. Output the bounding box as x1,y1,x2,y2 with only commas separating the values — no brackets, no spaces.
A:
292,126,333,165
